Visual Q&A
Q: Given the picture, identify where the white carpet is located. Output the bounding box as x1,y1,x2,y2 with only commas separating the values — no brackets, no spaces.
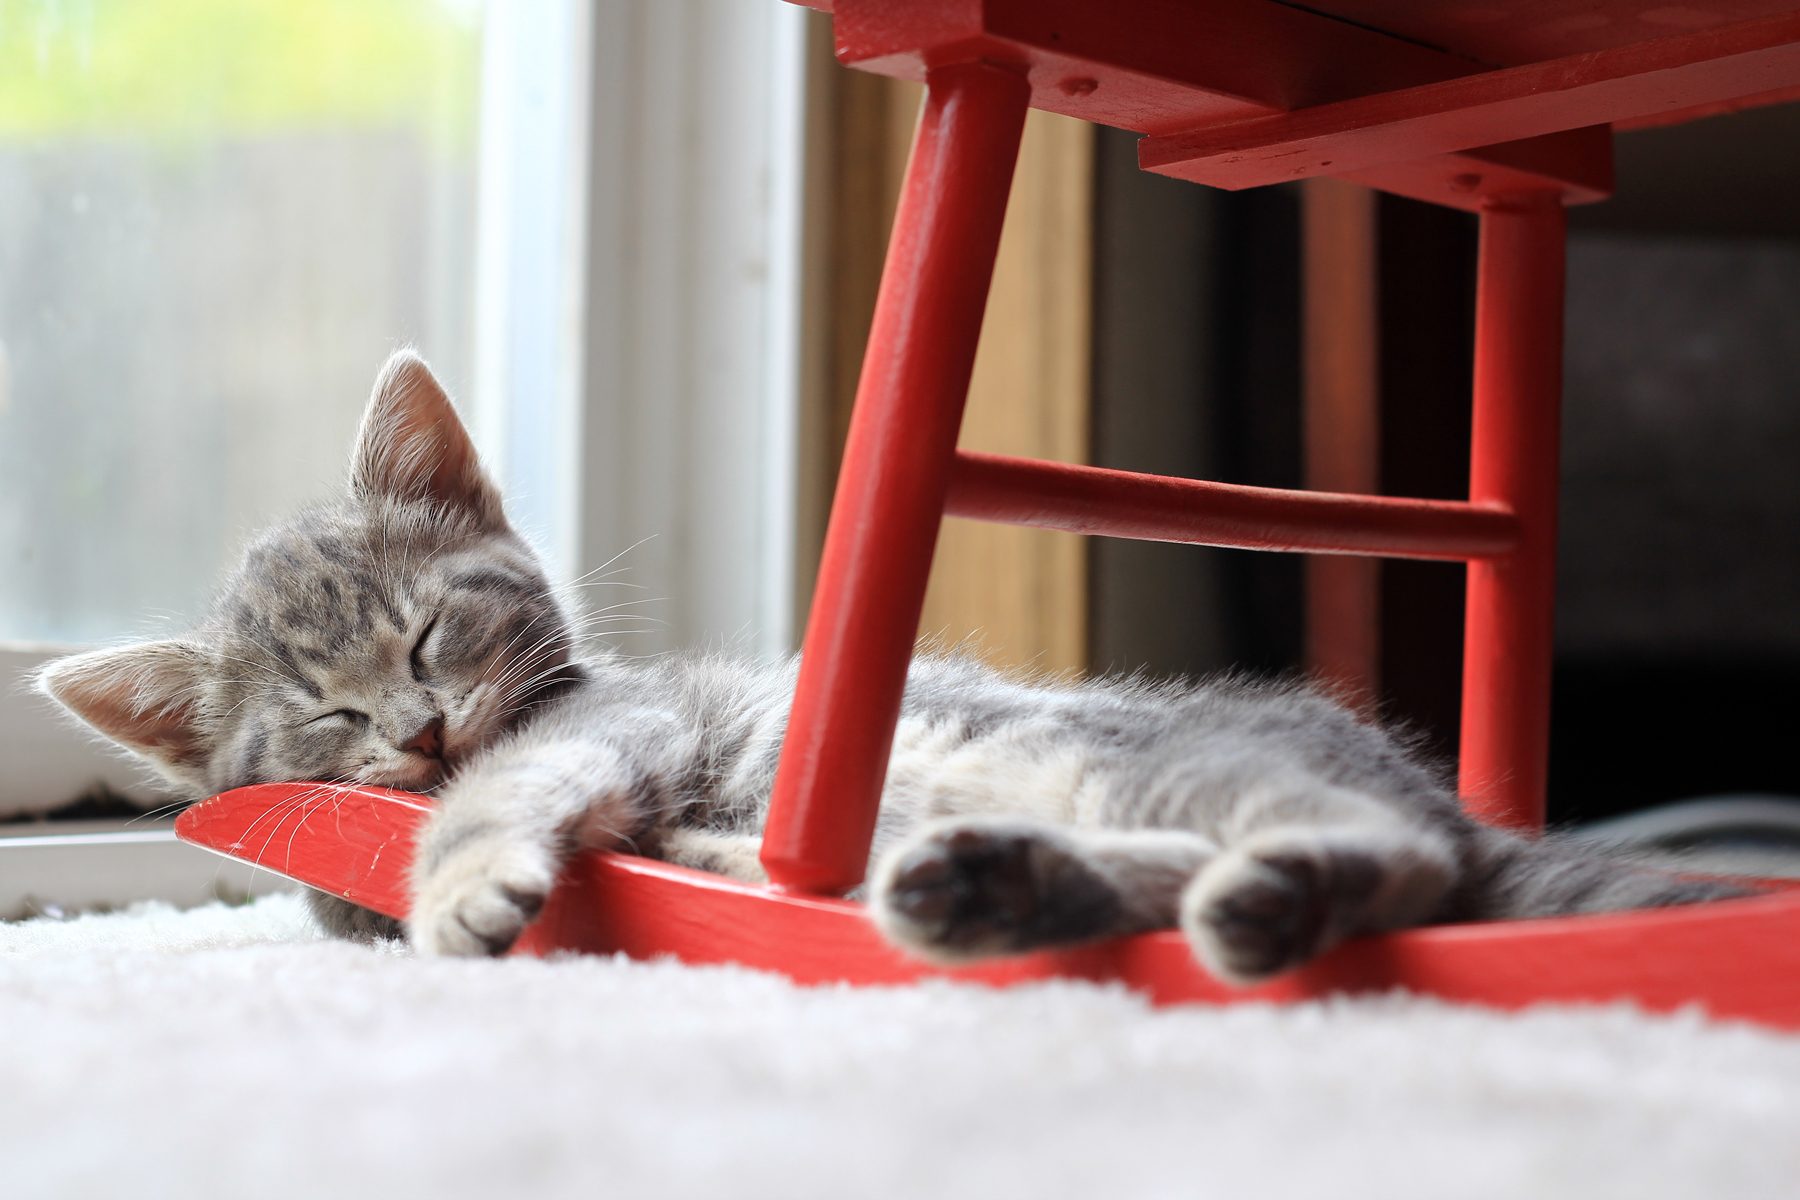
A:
3,895,1797,1200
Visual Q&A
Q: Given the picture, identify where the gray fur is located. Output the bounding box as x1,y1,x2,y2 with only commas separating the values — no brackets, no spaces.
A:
37,352,1752,979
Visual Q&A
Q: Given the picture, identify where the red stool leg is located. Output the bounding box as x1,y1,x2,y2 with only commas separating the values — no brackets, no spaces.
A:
1459,197,1567,831
760,62,1030,895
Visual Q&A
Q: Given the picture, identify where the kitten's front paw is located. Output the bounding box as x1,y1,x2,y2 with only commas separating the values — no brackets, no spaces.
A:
870,820,1122,962
1180,845,1376,985
409,837,555,957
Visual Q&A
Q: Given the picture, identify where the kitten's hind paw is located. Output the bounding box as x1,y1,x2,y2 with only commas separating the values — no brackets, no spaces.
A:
1180,844,1378,985
869,820,1124,962
409,837,554,957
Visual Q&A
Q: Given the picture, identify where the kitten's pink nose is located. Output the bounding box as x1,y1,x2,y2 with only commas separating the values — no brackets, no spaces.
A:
401,715,445,761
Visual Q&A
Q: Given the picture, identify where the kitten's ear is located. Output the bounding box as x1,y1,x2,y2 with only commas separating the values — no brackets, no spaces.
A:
36,641,214,769
350,350,505,529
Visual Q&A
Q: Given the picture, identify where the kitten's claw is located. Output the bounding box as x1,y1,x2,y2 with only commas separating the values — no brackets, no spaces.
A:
870,820,1121,962
409,839,554,957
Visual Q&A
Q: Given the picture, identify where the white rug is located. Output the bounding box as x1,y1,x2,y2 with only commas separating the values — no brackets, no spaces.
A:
3,895,1796,1200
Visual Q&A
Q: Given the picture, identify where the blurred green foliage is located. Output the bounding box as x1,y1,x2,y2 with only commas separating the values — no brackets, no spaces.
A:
0,0,482,142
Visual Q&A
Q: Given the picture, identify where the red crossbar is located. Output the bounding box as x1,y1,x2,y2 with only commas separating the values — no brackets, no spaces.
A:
945,450,1518,562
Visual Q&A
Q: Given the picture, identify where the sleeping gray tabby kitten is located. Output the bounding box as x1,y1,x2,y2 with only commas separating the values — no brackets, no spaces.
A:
38,352,1747,980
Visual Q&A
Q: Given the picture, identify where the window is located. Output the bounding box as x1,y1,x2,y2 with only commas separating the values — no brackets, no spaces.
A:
0,0,811,866
0,0,486,645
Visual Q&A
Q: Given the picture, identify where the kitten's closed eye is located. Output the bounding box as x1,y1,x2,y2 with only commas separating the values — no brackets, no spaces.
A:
311,709,370,728
410,616,440,682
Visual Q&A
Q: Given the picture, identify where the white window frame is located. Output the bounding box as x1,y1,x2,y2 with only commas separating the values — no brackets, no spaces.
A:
568,1,810,660
1,2,817,911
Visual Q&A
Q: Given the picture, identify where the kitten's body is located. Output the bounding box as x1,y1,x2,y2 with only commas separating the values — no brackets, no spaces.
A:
40,353,1746,981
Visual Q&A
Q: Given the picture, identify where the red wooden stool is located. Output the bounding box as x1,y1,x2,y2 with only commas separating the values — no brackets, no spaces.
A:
181,1,1800,1028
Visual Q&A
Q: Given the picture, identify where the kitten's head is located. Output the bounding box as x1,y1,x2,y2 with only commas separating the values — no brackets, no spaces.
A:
38,351,578,797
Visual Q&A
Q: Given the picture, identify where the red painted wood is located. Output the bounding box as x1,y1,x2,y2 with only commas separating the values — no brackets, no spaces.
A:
811,0,1603,205
1616,79,1800,129
944,450,1518,562
177,784,427,912
1302,1,1799,68
1331,128,1613,214
758,62,1029,897
1458,200,1565,832
809,0,1800,79
827,0,1478,134
177,784,1800,1030
1139,14,1800,197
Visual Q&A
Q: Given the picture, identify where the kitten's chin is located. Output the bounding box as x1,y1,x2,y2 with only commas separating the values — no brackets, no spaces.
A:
363,761,447,794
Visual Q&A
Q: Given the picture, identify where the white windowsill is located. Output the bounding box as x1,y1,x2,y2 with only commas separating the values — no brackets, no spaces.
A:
0,817,295,921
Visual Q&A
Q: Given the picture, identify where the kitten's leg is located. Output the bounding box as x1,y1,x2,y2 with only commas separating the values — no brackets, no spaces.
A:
1180,785,1459,984
409,737,672,957
869,817,1217,962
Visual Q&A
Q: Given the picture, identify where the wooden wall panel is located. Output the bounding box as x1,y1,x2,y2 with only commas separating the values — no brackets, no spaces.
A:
813,65,1095,672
